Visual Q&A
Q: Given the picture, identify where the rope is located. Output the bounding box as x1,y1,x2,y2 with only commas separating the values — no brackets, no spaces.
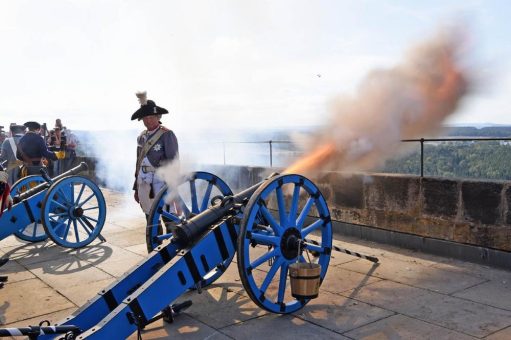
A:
304,238,379,263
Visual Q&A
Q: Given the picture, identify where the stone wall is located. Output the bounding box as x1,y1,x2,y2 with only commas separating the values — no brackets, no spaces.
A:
202,164,511,252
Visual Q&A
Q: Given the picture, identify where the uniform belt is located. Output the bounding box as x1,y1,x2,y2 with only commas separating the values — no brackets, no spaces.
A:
141,165,156,173
24,159,42,166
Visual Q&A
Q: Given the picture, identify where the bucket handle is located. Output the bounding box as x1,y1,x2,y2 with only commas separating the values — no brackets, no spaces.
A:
296,239,315,269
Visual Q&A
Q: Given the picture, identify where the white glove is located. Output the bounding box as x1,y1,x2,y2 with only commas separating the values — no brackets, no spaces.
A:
0,171,7,183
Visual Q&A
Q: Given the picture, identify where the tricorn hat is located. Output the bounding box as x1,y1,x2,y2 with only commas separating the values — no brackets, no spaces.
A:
131,91,169,121
24,121,41,130
10,124,26,133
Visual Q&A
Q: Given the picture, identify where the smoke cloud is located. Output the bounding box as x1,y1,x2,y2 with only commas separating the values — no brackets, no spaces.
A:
285,27,472,178
85,130,137,193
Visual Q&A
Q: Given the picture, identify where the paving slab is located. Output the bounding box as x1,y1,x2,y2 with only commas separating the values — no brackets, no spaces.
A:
485,326,511,340
321,265,382,294
104,228,146,248
221,314,348,339
293,290,394,333
71,243,144,278
125,243,150,256
0,279,74,325
453,280,511,311
341,257,487,294
3,307,76,328
67,244,114,266
56,277,116,306
94,256,144,278
129,313,230,340
0,235,30,249
344,314,477,339
1,242,73,267
108,215,146,230
99,221,130,235
342,280,511,338
181,286,268,329
432,261,511,283
0,259,35,284
25,256,113,290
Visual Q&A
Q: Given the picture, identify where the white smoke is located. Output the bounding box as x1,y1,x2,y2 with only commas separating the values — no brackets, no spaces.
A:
84,129,138,193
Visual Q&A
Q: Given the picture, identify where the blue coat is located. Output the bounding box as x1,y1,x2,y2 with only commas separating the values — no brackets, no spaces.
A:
16,132,57,165
133,126,179,190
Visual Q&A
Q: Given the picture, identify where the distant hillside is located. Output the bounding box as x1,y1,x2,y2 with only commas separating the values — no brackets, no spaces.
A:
446,126,511,137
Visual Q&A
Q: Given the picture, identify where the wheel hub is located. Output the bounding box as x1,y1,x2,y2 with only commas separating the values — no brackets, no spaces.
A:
70,206,84,219
280,227,302,260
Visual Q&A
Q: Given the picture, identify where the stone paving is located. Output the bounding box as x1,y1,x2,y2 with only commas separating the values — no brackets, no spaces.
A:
1,188,510,339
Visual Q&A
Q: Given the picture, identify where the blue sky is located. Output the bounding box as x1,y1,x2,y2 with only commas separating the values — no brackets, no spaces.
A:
0,0,510,135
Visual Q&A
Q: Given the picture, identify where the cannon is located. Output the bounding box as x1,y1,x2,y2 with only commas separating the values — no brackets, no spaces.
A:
0,171,377,339
0,162,106,248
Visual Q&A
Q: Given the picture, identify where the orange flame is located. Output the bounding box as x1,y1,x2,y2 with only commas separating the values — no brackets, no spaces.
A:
283,143,337,174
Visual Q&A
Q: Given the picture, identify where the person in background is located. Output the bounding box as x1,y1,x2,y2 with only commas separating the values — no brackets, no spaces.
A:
16,121,66,177
0,124,26,185
132,91,179,216
53,119,78,174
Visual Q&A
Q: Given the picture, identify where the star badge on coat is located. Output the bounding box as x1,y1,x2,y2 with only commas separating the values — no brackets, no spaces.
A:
153,144,162,152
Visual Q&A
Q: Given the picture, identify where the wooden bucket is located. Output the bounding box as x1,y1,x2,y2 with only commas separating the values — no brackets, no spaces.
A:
289,263,321,299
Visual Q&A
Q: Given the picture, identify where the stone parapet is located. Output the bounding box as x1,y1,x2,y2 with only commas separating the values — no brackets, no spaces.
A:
202,164,511,252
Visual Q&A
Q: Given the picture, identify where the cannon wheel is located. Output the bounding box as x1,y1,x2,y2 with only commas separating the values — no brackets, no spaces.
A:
11,175,49,242
41,175,106,248
237,174,332,314
146,171,233,286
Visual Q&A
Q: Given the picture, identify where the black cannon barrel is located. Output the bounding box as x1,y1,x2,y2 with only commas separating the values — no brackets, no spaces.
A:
13,162,89,204
173,173,279,246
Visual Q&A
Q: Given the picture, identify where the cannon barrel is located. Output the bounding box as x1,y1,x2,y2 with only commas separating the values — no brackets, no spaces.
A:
12,162,89,204
173,173,278,246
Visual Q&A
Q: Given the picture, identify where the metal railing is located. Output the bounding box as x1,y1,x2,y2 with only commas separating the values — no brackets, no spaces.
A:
221,137,511,177
401,137,511,177
221,140,293,167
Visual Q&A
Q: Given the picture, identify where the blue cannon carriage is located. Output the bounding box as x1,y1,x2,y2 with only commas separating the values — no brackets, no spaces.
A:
0,162,106,248
0,171,377,339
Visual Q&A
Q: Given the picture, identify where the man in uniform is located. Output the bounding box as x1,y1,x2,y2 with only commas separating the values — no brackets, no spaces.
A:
16,121,66,177
132,92,179,216
0,124,26,185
